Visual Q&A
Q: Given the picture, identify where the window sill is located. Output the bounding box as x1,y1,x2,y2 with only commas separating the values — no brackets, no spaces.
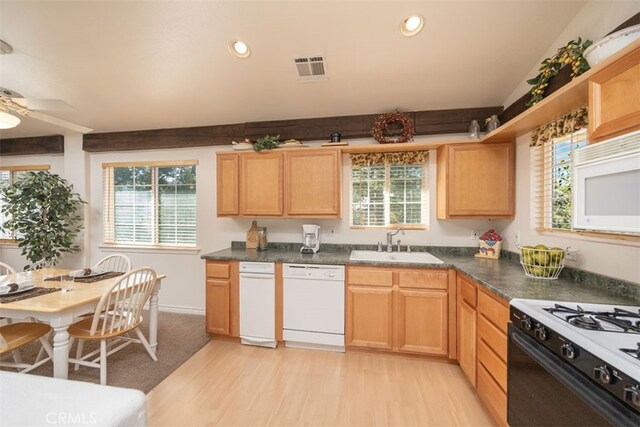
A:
99,244,200,255
350,225,428,230
536,228,640,247
0,240,19,248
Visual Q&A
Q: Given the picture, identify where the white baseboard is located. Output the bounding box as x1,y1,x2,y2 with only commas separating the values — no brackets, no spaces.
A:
158,304,205,316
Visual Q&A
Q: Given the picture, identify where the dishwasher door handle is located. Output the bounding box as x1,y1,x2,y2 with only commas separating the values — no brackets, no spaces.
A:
239,273,275,280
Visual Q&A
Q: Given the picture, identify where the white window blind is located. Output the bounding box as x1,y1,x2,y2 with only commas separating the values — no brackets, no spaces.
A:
103,161,197,247
351,163,427,228
0,165,50,240
531,129,587,231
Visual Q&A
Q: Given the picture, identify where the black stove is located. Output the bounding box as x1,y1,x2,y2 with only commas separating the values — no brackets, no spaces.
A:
508,299,640,427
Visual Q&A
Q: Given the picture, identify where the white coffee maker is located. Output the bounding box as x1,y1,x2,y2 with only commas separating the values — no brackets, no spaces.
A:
301,224,320,254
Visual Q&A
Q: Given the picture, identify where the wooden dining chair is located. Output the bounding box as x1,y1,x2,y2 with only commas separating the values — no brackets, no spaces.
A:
94,254,131,273
0,261,16,276
68,267,158,385
0,322,53,373
25,259,47,271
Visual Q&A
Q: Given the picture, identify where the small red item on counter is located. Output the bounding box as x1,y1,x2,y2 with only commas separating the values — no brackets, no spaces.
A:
480,229,502,242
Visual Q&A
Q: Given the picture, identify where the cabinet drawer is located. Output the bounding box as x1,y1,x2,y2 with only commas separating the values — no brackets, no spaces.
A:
478,314,507,362
477,290,509,334
398,269,447,290
478,339,507,392
347,267,393,287
206,262,230,279
459,277,477,308
477,364,507,427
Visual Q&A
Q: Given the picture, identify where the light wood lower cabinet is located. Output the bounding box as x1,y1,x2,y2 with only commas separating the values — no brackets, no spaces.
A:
456,273,509,427
457,274,477,386
346,286,394,349
205,261,239,337
206,279,229,335
346,266,452,357
398,288,448,355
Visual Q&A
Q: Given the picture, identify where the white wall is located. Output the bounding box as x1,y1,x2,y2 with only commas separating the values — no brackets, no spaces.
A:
504,0,640,107
86,135,506,314
2,128,638,313
501,134,640,284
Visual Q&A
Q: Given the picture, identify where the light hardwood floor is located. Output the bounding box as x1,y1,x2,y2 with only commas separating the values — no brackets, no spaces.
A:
147,340,495,426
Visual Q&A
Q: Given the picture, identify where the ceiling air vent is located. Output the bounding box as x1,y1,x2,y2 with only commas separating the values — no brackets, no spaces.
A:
293,56,327,82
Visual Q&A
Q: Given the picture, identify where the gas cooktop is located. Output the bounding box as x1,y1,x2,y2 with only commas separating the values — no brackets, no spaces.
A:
511,299,640,382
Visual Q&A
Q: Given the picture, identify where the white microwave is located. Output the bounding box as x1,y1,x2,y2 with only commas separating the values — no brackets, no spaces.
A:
573,130,640,233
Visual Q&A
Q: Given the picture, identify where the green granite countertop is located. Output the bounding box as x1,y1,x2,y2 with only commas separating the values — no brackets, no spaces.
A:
201,243,639,306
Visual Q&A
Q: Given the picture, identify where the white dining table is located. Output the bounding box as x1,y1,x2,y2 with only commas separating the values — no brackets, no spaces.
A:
0,268,164,379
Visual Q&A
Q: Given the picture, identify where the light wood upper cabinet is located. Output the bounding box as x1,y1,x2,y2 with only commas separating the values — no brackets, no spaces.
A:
284,149,342,217
216,154,239,216
216,148,342,218
239,152,284,216
589,46,640,143
436,141,515,219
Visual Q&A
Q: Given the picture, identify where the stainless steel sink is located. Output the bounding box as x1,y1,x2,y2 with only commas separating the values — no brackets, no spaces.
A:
349,250,444,264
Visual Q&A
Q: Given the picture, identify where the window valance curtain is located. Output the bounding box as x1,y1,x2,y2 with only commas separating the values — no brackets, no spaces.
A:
349,151,429,166
530,106,588,147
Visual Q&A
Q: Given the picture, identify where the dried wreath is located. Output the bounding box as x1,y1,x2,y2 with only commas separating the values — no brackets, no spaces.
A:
371,111,415,144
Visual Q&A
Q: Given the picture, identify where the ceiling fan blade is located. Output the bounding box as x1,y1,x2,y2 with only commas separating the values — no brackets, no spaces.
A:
13,98,77,112
21,110,93,134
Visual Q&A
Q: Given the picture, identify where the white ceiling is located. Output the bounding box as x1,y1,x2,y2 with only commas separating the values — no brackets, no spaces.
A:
0,1,587,139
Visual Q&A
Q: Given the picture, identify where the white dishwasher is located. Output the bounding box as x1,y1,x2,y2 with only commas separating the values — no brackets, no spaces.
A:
283,263,345,352
239,261,276,348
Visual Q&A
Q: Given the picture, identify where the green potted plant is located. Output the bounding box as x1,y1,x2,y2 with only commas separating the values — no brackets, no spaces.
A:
0,171,86,269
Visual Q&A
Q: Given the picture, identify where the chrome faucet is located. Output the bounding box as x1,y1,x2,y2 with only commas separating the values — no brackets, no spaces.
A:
386,228,405,252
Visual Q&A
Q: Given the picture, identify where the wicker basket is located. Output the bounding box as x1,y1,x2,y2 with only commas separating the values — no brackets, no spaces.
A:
519,245,567,280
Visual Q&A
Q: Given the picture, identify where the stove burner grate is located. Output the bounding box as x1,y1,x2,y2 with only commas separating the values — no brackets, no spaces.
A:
620,343,640,360
568,315,603,330
596,315,640,334
545,304,640,334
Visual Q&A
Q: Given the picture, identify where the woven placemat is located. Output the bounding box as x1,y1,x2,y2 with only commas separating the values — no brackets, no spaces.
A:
44,271,124,283
0,287,61,303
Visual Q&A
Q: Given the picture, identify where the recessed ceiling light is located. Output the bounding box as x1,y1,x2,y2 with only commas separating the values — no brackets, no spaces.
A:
229,40,251,59
401,15,424,37
0,111,20,129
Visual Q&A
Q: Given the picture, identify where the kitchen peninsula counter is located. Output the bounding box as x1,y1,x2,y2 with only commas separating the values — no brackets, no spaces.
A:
202,243,640,306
